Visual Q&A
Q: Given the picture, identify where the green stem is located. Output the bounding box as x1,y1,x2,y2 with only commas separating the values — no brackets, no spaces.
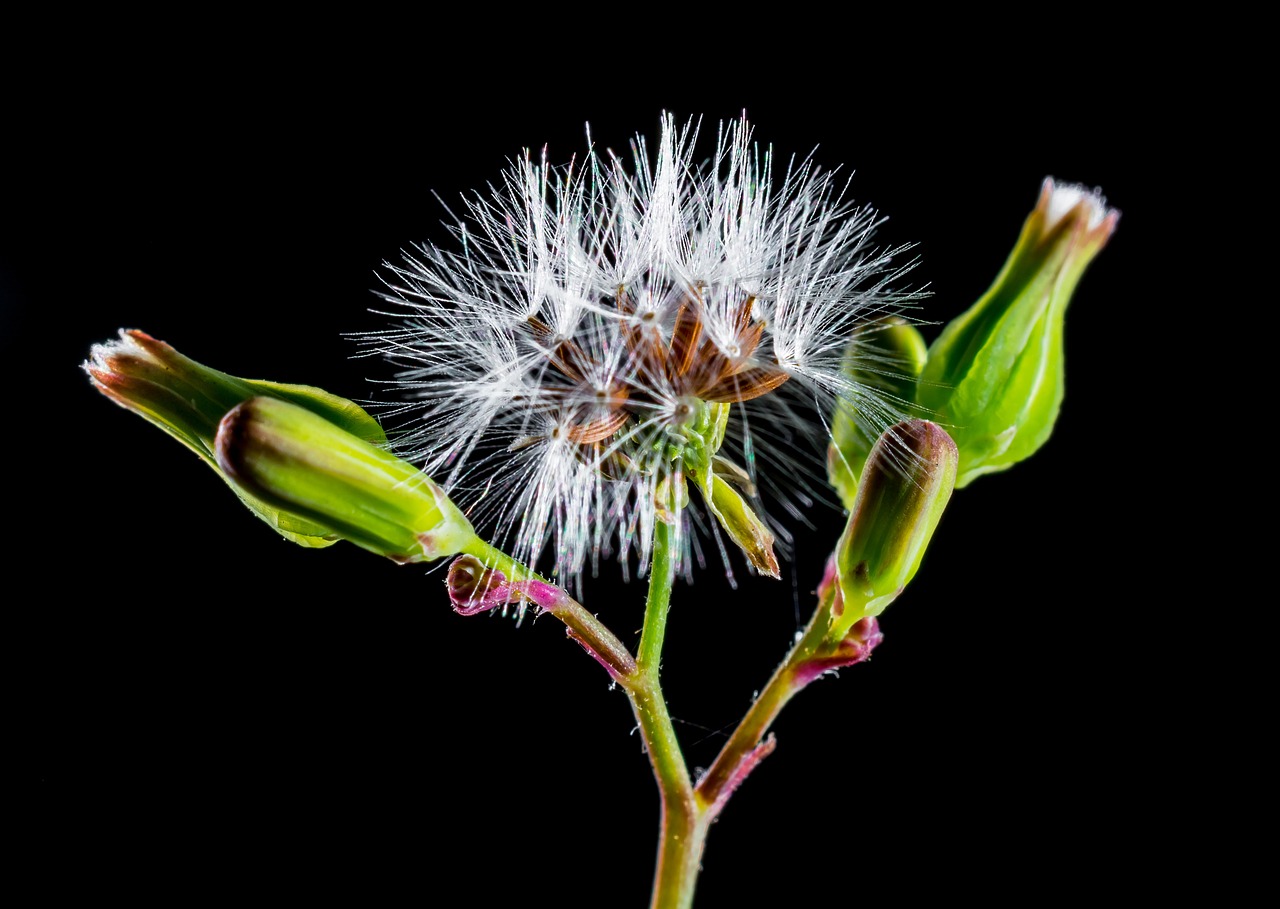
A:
637,520,676,672
630,519,704,909
695,581,836,810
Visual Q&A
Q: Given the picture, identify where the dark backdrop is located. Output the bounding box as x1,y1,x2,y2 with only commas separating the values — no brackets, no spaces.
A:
10,53,1160,905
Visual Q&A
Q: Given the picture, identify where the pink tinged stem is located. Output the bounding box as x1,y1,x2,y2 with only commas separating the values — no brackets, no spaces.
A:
704,734,777,822
446,555,636,679
791,617,884,687
695,582,883,809
565,629,634,681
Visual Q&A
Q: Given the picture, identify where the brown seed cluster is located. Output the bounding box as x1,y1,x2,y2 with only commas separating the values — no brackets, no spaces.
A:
525,292,790,454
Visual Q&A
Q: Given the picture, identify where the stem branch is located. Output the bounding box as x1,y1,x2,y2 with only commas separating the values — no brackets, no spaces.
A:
460,537,636,678
695,579,837,809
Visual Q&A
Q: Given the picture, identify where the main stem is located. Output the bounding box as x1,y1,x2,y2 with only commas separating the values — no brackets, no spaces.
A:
630,518,705,909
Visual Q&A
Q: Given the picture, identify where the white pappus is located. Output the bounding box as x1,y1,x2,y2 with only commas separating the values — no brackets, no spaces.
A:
356,112,923,594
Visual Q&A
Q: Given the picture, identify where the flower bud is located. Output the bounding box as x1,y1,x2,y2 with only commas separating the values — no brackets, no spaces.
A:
216,396,476,563
827,317,929,510
833,419,957,634
916,178,1118,487
85,329,393,547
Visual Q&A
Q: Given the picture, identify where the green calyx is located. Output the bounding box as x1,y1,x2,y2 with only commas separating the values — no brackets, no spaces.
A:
216,396,476,563
658,398,728,476
916,179,1118,487
825,180,1118,508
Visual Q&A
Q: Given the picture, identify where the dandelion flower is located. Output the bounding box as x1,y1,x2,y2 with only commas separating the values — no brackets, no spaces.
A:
358,113,920,591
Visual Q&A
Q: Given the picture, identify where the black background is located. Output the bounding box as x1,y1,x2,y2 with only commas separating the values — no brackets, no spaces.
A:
10,42,1166,905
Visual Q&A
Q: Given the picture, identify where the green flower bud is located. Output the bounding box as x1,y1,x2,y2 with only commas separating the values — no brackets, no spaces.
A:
916,178,1118,487
216,396,476,563
85,329,392,547
833,419,957,636
827,317,929,510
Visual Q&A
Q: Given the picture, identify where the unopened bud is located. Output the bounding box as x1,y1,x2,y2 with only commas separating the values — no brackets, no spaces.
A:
827,317,929,509
84,329,390,547
216,396,476,563
833,419,957,635
916,178,1118,487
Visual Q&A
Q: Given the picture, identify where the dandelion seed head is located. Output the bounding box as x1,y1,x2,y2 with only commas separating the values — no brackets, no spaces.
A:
359,112,923,591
